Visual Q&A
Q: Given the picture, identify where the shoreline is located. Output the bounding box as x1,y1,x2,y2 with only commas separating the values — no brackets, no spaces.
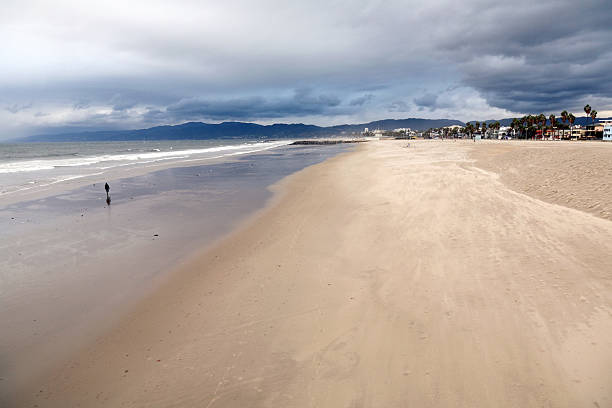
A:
0,140,296,207
10,144,361,405
13,140,612,407
1,143,353,405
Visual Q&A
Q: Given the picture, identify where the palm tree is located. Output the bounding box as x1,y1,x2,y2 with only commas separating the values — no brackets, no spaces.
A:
559,110,568,139
584,104,591,122
527,115,536,139
521,116,529,139
487,121,500,138
590,110,598,139
463,123,475,139
511,118,521,138
534,114,545,140
584,105,592,135
568,113,576,139
549,114,556,139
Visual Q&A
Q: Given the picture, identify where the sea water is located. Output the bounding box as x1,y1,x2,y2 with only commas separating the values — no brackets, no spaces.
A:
0,139,349,400
0,139,292,199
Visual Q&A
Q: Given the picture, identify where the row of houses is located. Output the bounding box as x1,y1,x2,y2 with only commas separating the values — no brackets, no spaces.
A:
529,120,612,141
450,120,612,141
363,121,612,141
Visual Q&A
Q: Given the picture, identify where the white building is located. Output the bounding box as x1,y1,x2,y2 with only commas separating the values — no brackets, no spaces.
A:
602,120,612,141
497,126,514,139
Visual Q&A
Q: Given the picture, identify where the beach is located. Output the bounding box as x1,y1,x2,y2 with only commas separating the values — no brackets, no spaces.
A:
0,142,349,405
13,140,612,407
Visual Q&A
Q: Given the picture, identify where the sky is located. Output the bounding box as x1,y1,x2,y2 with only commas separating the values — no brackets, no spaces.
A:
2,0,611,138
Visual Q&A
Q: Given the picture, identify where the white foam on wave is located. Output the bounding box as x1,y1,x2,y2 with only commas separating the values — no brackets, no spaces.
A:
0,141,293,174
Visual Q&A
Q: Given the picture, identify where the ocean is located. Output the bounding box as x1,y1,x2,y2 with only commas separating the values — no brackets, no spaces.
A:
0,139,293,201
0,139,349,397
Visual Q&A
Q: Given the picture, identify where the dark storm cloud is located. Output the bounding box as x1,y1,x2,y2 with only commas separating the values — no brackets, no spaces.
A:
153,89,344,122
434,0,612,113
1,0,611,138
462,54,612,113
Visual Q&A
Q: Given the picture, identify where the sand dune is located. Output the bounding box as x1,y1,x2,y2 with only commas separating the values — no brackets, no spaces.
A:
17,140,612,407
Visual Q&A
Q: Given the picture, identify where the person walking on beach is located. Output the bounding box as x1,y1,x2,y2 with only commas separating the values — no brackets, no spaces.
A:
105,182,111,205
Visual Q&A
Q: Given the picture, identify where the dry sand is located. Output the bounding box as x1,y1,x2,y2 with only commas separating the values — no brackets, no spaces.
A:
472,141,612,221
17,140,612,407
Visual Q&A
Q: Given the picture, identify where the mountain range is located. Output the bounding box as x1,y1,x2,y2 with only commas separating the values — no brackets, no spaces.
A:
15,116,609,142
17,118,464,142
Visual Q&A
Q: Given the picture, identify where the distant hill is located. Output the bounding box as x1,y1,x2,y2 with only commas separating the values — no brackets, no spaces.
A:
18,118,465,142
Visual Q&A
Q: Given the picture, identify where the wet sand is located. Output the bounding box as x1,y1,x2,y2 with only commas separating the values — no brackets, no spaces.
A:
14,140,612,407
0,144,348,405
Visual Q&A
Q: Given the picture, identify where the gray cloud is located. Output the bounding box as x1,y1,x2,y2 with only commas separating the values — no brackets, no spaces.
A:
5,103,32,114
150,88,345,123
350,94,374,106
72,100,90,110
1,0,611,138
110,94,139,111
430,0,612,113
414,93,438,110
388,100,409,112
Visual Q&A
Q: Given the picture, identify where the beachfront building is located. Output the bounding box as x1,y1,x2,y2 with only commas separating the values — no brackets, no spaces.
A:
496,126,515,139
362,128,374,137
571,126,585,140
585,123,604,140
602,120,612,141
554,129,572,140
394,128,412,133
